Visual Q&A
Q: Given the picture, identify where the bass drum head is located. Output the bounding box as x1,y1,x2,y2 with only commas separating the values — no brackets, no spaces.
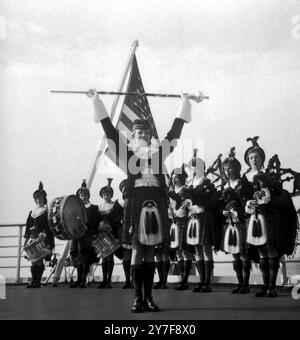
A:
61,195,87,240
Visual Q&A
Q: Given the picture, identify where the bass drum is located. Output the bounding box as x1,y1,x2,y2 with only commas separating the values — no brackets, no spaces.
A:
48,195,87,240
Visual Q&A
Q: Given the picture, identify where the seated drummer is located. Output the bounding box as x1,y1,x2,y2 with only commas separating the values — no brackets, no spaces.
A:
70,180,102,288
25,182,54,289
98,178,123,289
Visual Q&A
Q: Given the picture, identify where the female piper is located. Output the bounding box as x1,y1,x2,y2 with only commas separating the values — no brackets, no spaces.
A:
169,167,194,291
25,182,54,288
242,137,298,298
90,88,196,313
70,180,102,288
188,167,221,293
221,148,252,294
98,178,124,289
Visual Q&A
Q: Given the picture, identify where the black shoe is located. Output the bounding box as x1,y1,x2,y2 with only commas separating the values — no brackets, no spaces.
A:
255,286,268,298
107,282,112,289
267,288,278,298
161,284,168,290
79,282,87,289
70,282,81,288
240,286,251,295
154,282,162,290
32,283,41,289
232,285,243,294
122,282,133,289
26,283,34,289
98,281,107,289
175,283,189,291
143,298,160,312
202,284,212,293
131,298,144,313
193,284,204,293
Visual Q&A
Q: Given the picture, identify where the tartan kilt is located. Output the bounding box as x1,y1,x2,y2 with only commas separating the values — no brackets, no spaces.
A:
245,206,290,256
200,210,222,248
122,187,170,248
264,207,289,255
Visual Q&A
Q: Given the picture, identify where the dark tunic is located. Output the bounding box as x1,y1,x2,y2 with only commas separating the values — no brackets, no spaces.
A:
241,173,299,257
25,209,54,249
190,180,222,249
70,204,102,266
100,117,186,247
25,208,55,262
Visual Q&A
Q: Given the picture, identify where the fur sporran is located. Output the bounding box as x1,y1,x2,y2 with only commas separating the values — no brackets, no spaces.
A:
247,213,267,246
138,200,163,246
186,215,201,246
224,224,240,254
170,223,179,249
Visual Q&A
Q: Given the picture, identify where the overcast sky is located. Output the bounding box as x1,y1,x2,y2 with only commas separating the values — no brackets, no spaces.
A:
0,0,300,223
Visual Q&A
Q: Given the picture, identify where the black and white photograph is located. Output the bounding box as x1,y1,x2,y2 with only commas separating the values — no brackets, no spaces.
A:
0,0,300,323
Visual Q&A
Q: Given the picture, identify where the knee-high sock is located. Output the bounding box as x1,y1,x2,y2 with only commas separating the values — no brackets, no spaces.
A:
102,260,108,283
178,260,184,280
31,266,37,284
81,263,89,284
35,265,45,285
260,258,270,289
76,265,83,284
123,261,131,284
182,261,192,284
132,264,144,299
204,261,214,285
162,261,170,286
107,259,115,283
233,260,244,286
269,257,280,290
143,262,156,299
243,260,252,287
195,261,205,285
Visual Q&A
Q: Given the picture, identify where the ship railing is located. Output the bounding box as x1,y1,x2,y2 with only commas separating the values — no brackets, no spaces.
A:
0,224,299,285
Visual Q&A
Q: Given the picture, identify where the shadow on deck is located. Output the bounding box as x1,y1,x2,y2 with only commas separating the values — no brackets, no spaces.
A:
0,284,299,320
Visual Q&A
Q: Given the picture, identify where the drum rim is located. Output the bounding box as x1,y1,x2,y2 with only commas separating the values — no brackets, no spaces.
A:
48,196,72,240
23,240,52,263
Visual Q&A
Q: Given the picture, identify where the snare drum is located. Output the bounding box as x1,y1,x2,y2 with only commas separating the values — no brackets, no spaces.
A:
93,230,120,259
24,238,52,263
49,195,87,240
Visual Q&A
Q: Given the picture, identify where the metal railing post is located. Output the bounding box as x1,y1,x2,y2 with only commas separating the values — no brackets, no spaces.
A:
16,225,23,284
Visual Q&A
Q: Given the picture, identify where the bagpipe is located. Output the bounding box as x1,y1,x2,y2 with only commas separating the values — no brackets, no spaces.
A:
205,154,227,191
266,154,300,195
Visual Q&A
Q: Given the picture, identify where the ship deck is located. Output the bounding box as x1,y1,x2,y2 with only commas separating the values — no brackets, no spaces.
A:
1,284,299,320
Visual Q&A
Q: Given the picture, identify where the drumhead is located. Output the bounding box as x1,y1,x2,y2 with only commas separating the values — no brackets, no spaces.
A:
61,195,87,240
